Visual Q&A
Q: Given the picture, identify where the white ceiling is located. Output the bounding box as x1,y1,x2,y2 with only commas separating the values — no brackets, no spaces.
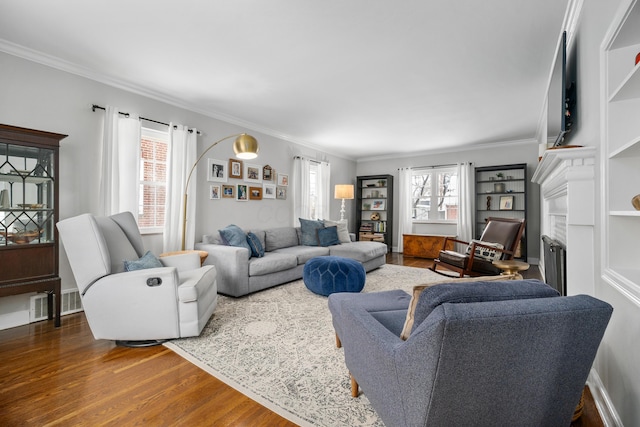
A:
0,0,570,160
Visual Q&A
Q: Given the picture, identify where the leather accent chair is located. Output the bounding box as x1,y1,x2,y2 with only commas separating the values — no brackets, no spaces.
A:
57,211,217,344
431,217,525,277
329,279,613,427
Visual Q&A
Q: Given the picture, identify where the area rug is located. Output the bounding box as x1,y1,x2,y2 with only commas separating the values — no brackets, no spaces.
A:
165,264,445,426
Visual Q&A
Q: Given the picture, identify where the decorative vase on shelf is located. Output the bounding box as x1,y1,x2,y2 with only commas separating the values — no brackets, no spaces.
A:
632,194,640,211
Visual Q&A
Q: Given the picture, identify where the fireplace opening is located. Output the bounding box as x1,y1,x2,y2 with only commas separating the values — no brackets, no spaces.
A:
542,235,566,296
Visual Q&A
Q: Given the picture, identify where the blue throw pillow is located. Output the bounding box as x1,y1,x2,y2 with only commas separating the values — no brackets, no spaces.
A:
124,250,163,272
317,226,340,247
299,218,324,246
219,224,252,259
246,232,265,258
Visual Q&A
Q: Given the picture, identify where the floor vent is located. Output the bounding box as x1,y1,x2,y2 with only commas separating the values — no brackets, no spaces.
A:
29,289,83,322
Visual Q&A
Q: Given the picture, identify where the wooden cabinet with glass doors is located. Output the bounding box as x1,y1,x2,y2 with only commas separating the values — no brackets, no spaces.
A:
0,124,66,326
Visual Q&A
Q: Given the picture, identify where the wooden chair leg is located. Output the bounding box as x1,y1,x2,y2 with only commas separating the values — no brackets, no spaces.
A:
350,373,359,397
335,333,342,348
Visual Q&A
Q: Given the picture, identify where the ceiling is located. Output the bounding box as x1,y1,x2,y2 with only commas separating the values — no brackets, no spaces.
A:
0,0,570,160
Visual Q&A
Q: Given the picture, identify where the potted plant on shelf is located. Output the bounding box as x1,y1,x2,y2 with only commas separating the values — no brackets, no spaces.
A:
496,172,505,180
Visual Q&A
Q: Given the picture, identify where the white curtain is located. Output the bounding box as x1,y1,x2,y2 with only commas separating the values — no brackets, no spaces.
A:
317,161,331,220
163,125,198,251
457,162,474,249
98,105,141,217
292,156,330,224
292,157,311,225
397,167,413,253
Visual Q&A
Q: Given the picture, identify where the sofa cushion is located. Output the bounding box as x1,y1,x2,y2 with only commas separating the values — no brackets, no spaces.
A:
265,227,299,251
247,229,266,250
219,224,252,259
405,279,559,339
323,219,351,244
123,250,163,272
329,241,387,262
272,246,330,264
202,232,224,245
249,253,298,276
299,218,325,246
246,232,265,258
317,226,341,247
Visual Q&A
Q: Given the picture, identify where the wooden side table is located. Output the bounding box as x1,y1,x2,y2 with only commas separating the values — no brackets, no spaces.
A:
492,260,530,279
159,250,209,266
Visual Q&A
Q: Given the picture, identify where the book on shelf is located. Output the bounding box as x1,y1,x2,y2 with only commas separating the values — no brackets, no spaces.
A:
359,223,373,232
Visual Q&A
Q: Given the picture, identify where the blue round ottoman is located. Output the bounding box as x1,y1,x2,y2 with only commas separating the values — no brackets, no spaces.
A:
303,256,366,296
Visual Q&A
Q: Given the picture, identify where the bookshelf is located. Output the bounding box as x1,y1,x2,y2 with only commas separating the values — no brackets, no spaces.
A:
356,174,393,251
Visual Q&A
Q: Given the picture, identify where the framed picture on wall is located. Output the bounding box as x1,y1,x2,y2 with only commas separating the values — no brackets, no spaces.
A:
276,186,287,200
277,173,289,186
236,184,248,201
210,185,221,200
207,158,227,182
263,183,276,199
249,186,263,200
263,165,273,181
244,163,262,183
229,158,243,179
222,184,235,198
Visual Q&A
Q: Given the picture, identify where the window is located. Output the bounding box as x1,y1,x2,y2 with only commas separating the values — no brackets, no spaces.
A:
293,157,330,222
309,162,319,219
138,128,168,232
411,166,458,222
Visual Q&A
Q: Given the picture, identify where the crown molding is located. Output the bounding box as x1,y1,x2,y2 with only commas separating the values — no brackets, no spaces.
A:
0,38,357,162
357,137,538,163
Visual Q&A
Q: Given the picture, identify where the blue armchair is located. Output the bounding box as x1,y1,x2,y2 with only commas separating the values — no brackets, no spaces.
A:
328,280,612,427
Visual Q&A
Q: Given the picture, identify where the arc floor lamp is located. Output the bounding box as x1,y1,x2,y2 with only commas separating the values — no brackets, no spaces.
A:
181,133,259,250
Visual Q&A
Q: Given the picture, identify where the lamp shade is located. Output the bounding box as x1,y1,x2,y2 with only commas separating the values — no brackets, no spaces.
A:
233,134,259,159
335,184,354,199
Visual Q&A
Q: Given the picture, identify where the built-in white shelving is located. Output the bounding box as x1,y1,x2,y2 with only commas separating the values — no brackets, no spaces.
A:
602,0,640,305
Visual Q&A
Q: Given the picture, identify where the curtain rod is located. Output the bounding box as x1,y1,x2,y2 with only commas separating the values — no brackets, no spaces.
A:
293,155,326,165
398,163,468,170
92,104,200,134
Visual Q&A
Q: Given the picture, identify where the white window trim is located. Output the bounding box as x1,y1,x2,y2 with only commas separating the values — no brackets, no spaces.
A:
411,165,458,224
139,127,168,234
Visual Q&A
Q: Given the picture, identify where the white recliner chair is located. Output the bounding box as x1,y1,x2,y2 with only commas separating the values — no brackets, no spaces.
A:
57,211,218,345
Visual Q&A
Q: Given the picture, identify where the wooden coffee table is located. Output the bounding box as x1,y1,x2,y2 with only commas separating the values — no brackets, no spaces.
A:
492,260,530,279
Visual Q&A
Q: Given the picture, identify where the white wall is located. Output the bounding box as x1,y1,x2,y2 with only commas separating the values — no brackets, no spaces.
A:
356,142,541,262
0,51,356,329
570,0,640,424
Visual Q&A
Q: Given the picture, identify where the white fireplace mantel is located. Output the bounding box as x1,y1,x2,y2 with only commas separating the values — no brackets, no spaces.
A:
532,146,597,295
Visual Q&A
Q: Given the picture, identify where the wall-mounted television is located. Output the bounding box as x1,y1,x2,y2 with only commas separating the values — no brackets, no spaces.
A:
547,31,577,147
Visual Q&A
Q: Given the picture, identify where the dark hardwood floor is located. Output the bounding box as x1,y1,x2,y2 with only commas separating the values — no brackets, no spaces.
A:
0,254,602,426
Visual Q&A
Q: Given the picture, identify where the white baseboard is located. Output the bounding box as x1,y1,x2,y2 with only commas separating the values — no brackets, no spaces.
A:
588,369,623,427
0,310,30,330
